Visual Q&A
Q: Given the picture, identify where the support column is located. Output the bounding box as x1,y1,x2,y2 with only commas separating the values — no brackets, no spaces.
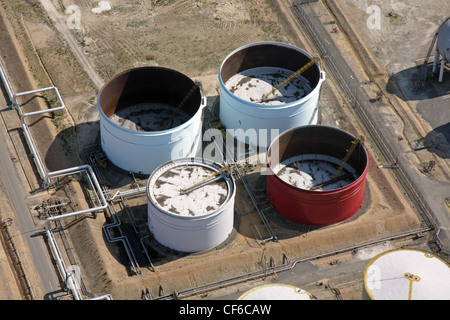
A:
439,57,446,83
432,49,440,74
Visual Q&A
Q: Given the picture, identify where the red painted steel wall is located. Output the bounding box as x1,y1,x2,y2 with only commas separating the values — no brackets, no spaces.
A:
266,125,369,226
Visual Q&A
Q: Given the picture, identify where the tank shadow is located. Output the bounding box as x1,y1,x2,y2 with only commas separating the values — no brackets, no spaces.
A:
386,63,450,102
234,170,371,241
423,122,450,159
102,201,241,272
45,120,99,172
46,120,148,190
102,203,154,274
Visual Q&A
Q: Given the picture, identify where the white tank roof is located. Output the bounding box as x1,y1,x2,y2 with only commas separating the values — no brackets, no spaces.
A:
239,284,314,300
149,160,230,217
437,18,450,61
225,66,313,105
273,154,357,191
147,158,236,253
364,249,450,300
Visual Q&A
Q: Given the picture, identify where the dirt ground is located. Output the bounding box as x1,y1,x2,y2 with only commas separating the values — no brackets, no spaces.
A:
0,0,441,300
323,0,450,181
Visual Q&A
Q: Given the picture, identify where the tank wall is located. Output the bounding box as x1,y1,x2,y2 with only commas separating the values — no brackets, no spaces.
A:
218,42,325,148
99,108,203,174
437,20,450,61
266,169,367,225
99,67,202,118
219,84,320,146
97,67,205,174
147,159,236,253
147,197,235,252
266,125,369,226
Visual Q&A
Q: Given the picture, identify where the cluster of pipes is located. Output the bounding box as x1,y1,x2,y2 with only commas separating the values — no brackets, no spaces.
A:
0,60,111,300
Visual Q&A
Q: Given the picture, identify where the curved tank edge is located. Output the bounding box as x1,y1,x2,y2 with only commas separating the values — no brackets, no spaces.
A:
238,284,316,300
437,18,450,61
218,41,326,108
265,125,369,226
96,86,207,138
218,42,326,147
146,158,236,253
146,157,236,221
362,248,450,300
97,67,207,174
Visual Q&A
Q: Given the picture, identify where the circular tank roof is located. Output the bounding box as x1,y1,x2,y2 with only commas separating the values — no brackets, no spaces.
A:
267,125,368,192
147,158,234,217
364,249,450,300
238,284,315,300
437,18,450,62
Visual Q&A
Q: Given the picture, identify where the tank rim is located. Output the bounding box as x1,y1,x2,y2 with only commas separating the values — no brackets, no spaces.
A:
218,41,325,109
266,124,369,193
146,157,236,220
97,66,206,136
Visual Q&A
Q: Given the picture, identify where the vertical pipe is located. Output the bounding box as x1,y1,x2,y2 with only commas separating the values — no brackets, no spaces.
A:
432,49,440,74
0,59,15,104
439,58,445,83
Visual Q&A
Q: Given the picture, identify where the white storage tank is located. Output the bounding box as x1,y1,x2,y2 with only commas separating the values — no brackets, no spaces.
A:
363,248,450,300
239,284,315,300
147,158,236,253
433,17,450,82
97,66,206,175
218,42,325,148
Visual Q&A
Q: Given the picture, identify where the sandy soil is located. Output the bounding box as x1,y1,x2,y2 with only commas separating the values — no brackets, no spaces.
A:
0,0,436,300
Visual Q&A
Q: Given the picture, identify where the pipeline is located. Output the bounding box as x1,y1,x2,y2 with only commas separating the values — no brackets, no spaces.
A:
102,199,142,275
0,59,111,299
209,123,278,243
45,165,108,300
14,86,65,186
86,152,145,274
0,59,14,103
153,226,432,300
89,294,113,300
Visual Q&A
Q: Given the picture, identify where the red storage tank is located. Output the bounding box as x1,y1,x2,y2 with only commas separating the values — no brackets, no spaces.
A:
266,125,369,226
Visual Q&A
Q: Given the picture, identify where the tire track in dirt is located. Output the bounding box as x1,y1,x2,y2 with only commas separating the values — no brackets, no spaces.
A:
39,0,105,90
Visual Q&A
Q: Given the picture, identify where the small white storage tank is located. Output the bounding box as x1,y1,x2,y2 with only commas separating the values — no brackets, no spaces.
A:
239,284,315,300
147,158,236,253
218,42,325,148
363,248,450,300
97,67,206,174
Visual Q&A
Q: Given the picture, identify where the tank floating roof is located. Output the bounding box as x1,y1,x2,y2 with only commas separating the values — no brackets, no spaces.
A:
266,125,369,226
364,248,450,300
239,284,315,300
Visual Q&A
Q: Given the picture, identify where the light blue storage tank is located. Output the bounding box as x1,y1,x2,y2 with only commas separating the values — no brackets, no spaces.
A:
218,42,325,148
97,67,206,175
